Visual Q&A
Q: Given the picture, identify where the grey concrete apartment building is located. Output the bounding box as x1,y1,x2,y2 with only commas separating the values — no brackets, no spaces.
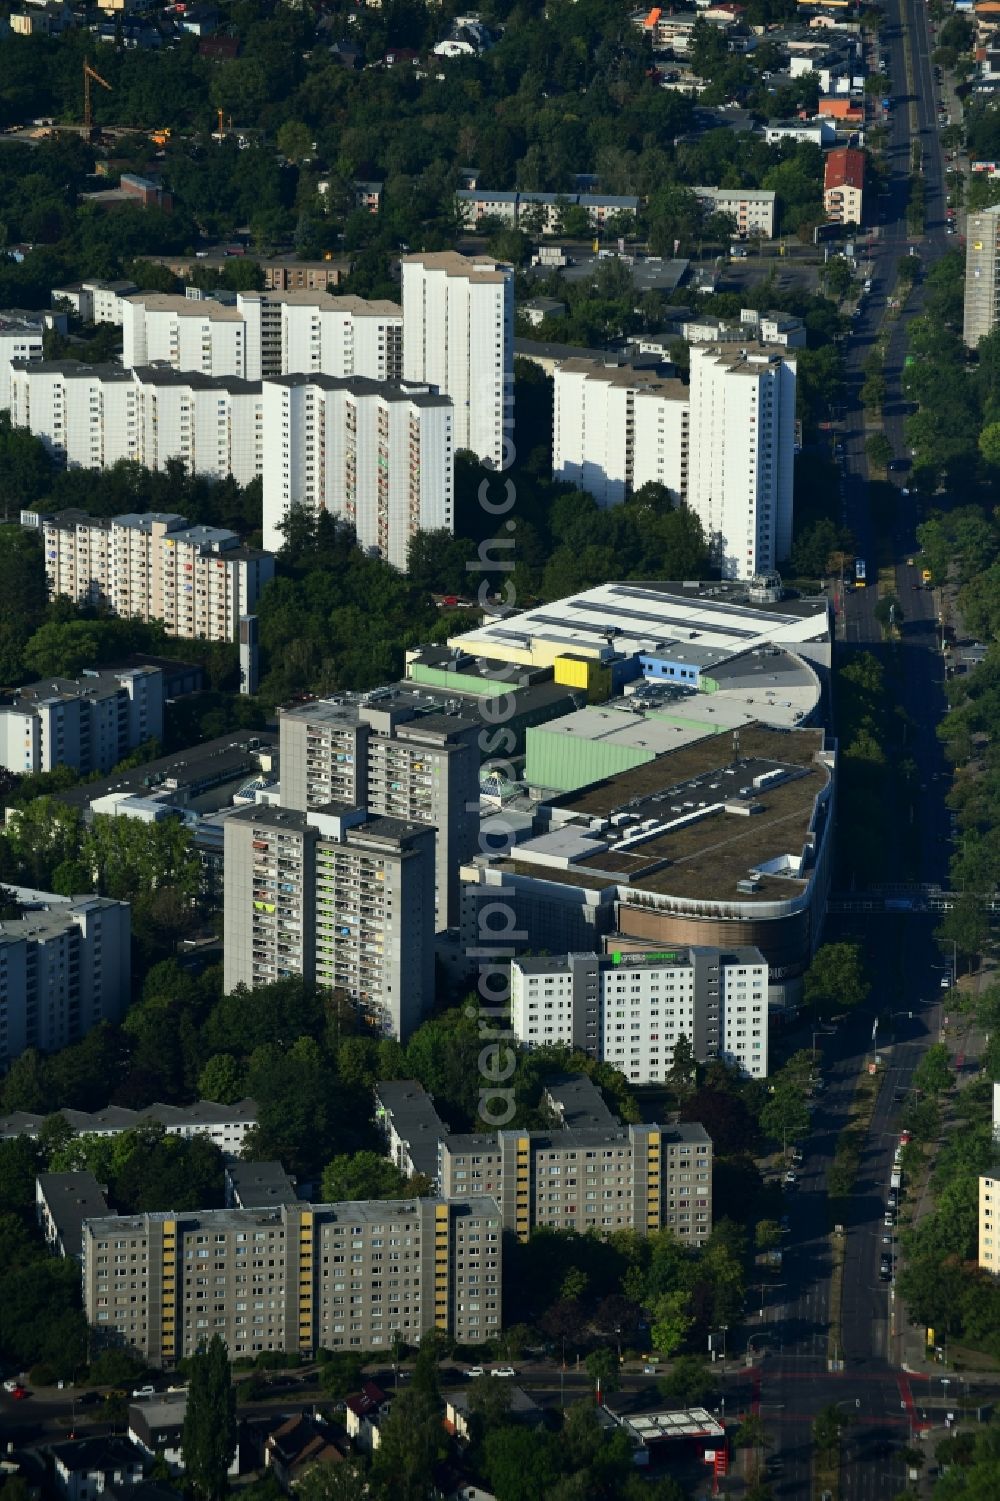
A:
439,1122,712,1245
80,1195,502,1366
0,664,164,777
377,1076,714,1245
223,803,435,1040
279,697,480,928
0,893,131,1065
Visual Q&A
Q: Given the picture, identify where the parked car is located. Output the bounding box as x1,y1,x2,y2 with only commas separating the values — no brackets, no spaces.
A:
884,1211,895,1228
465,1367,485,1378
132,1386,156,1399
490,1367,516,1378
10,1388,28,1401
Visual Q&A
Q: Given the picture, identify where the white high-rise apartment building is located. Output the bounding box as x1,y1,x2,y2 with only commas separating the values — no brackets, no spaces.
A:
401,252,513,469
0,313,44,411
686,344,796,580
223,803,436,1041
40,510,274,644
510,947,770,1081
261,374,453,568
122,291,404,383
238,291,402,382
0,893,130,1064
552,349,796,579
9,362,263,487
553,359,689,505
122,294,248,376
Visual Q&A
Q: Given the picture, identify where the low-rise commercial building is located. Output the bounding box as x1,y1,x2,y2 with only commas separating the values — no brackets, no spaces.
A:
511,947,770,1081
55,730,277,820
447,577,832,684
0,895,131,1065
459,720,835,1005
39,509,274,645
81,1195,502,1365
0,663,164,776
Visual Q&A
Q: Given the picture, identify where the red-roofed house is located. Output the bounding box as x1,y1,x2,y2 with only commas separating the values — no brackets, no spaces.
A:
264,1414,345,1490
824,147,865,224
344,1382,391,1452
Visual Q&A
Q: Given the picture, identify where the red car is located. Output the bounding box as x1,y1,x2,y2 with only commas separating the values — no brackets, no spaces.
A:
11,1387,28,1401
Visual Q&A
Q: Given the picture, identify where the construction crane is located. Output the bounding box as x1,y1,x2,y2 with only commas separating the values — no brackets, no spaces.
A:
83,58,112,135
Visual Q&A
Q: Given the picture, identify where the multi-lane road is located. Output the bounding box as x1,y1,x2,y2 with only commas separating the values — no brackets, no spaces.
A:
748,0,966,1494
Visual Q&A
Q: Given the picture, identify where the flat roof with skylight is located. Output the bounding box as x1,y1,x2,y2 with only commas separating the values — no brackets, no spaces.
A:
449,580,831,670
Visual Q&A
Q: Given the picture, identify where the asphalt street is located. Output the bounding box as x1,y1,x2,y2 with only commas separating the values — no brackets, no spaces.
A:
746,0,963,1492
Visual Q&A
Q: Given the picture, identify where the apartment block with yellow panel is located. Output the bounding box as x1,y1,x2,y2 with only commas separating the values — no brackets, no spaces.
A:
434,1202,450,1331
297,1209,315,1354
645,1130,663,1234
161,1219,176,1365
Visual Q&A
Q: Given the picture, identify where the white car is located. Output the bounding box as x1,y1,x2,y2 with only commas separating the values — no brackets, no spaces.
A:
466,1367,485,1378
490,1367,516,1378
131,1385,156,1399
3,1379,21,1393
